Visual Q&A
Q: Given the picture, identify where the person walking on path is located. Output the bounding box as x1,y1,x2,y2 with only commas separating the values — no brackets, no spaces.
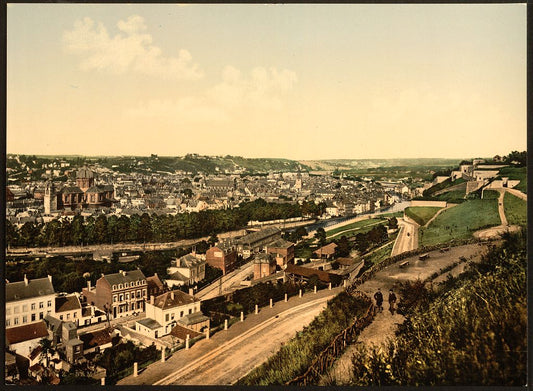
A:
374,288,384,312
388,289,397,315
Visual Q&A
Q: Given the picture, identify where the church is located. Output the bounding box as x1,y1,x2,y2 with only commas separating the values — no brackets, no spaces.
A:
44,167,116,214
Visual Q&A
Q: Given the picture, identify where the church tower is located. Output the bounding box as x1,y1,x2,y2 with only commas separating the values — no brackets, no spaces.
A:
44,181,57,215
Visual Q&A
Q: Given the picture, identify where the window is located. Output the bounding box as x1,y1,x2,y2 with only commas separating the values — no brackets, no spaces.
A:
39,302,44,309
120,294,124,301
189,309,192,315
31,303,36,311
143,289,147,297
31,314,36,321
113,285,117,291
22,304,28,312
165,314,169,322
180,311,184,317
47,300,52,307
113,295,117,303
131,303,134,311
171,313,175,320
39,312,44,320
13,306,19,314
137,290,141,298
126,293,130,300
22,315,27,324
60,315,64,320
6,307,11,315
119,284,123,289
14,317,19,325
67,313,70,319
74,312,77,318
125,282,129,288
6,318,10,327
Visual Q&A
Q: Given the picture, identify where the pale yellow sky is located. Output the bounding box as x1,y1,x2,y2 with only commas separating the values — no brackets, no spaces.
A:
7,4,527,159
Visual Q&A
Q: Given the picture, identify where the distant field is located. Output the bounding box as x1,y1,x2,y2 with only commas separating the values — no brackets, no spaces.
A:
359,241,394,275
482,189,500,200
404,207,442,226
504,192,527,226
326,218,385,238
499,166,527,194
419,199,500,246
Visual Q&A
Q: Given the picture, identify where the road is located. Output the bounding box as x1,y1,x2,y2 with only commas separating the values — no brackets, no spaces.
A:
118,287,342,385
196,261,254,300
390,217,418,256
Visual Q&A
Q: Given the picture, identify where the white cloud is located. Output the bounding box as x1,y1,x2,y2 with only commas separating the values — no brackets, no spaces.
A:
63,15,203,80
126,65,298,123
209,66,298,110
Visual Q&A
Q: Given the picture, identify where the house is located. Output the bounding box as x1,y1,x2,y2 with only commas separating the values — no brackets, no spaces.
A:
253,253,277,280
146,273,166,297
82,269,147,319
135,290,207,339
236,227,282,258
206,244,238,275
284,264,341,286
313,243,338,259
6,275,56,329
79,328,114,355
55,295,82,326
166,253,206,287
5,351,19,383
266,238,295,267
5,321,49,357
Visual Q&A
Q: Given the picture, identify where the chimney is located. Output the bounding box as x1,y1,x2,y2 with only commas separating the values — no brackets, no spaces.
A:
150,295,154,305
24,274,28,286
189,288,194,296
48,275,53,283
87,280,92,290
171,291,175,300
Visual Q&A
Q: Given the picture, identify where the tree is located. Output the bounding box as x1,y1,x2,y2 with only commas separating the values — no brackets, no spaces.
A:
314,228,327,246
388,217,398,229
335,236,351,258
39,338,54,368
207,233,219,246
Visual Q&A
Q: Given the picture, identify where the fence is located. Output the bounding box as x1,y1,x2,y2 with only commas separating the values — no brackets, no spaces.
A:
285,290,376,386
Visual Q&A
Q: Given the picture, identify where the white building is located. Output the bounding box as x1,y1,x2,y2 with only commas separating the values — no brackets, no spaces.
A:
166,253,206,288
135,290,207,339
6,275,56,329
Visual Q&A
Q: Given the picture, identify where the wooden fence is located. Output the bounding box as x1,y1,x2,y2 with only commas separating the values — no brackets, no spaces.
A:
285,290,376,386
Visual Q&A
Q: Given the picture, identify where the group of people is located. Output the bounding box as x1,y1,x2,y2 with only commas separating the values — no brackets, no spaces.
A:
373,287,397,314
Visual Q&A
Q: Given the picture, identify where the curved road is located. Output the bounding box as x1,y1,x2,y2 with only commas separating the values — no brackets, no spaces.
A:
390,217,419,256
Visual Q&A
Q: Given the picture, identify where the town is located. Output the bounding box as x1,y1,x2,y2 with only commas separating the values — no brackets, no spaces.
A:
4,151,527,385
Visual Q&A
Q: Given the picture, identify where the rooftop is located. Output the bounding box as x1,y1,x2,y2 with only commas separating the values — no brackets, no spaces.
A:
55,295,81,313
152,290,199,310
6,276,55,302
6,321,49,345
137,318,162,330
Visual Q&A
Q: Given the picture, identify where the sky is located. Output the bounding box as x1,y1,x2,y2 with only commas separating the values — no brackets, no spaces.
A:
7,4,527,160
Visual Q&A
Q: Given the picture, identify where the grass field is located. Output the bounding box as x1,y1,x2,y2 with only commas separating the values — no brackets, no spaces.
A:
482,189,500,199
499,166,527,193
504,192,527,226
404,206,442,226
326,218,385,238
419,199,500,246
358,241,394,275
435,190,466,203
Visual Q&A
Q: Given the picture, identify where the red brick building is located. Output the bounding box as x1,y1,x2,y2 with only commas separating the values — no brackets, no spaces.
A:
206,245,237,275
253,253,276,280
82,269,147,319
266,238,295,267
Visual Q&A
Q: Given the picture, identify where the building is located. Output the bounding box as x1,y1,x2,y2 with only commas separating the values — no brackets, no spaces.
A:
236,227,282,258
6,275,56,329
284,264,341,286
146,273,166,297
166,253,206,287
5,321,49,357
82,269,147,319
79,328,114,355
253,253,277,280
44,167,116,213
206,244,238,275
55,294,82,326
313,243,338,259
266,238,295,267
135,290,207,339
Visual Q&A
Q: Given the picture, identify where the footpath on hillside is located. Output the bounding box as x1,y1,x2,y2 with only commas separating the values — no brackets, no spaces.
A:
320,243,488,385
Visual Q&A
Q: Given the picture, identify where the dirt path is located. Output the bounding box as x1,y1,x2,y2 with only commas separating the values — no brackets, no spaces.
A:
321,243,488,385
474,189,521,240
390,217,418,256
423,203,457,228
